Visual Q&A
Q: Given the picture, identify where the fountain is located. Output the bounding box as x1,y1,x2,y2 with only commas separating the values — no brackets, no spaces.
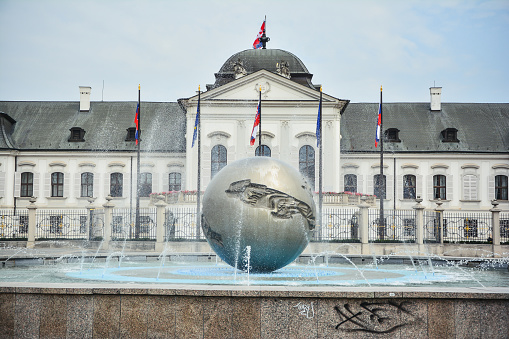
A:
1,157,508,337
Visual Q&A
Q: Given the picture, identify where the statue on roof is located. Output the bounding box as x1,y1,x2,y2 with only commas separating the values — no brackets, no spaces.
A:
276,61,291,79
232,58,247,79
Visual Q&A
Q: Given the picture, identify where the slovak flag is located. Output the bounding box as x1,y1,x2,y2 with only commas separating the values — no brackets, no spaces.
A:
134,103,139,145
250,98,261,145
252,20,266,49
375,102,381,148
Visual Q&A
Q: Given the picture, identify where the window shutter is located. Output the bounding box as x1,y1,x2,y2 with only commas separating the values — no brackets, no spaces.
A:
471,176,478,200
416,175,423,199
339,174,344,192
358,175,364,195
93,173,99,199
463,175,477,200
488,176,495,200
386,174,394,200
427,176,433,201
44,173,51,197
396,174,403,200
14,172,21,197
367,175,373,196
63,173,69,198
0,172,5,197
446,174,453,201
33,173,40,197
122,173,128,198
152,172,159,194
75,173,81,197
105,173,111,196
163,173,169,192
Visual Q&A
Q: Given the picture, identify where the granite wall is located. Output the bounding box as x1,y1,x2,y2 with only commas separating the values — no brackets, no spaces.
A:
1,286,508,338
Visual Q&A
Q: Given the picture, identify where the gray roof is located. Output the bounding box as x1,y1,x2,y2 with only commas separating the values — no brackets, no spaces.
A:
0,101,186,153
210,49,316,90
341,103,509,153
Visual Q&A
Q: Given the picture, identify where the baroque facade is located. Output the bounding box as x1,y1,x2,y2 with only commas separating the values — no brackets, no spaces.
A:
0,48,508,211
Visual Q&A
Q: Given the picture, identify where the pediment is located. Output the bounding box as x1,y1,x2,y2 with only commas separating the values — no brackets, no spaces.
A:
190,70,339,103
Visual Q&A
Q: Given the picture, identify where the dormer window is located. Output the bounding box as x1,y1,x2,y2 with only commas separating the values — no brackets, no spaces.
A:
126,127,137,141
385,128,401,142
68,127,85,142
441,128,459,142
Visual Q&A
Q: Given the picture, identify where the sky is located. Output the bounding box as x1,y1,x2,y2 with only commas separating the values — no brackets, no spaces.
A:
1,0,508,104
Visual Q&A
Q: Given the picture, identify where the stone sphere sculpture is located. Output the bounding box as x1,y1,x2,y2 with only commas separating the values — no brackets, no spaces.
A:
202,157,316,273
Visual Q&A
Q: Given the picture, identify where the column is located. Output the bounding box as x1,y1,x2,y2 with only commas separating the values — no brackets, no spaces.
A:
155,196,167,252
490,200,502,257
27,197,37,247
102,195,114,250
413,196,425,254
358,196,370,255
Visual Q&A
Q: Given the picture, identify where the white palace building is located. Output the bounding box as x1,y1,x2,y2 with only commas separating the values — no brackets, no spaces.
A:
0,48,508,212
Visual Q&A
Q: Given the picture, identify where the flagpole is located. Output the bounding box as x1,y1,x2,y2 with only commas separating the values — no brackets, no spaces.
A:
135,84,141,239
258,86,262,151
379,85,385,240
196,85,202,240
318,86,323,241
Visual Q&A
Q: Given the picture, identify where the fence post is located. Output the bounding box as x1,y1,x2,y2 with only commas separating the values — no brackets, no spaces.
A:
358,196,370,255
413,197,425,251
490,200,501,257
86,197,96,241
155,195,167,252
434,199,445,257
102,195,115,250
26,196,37,247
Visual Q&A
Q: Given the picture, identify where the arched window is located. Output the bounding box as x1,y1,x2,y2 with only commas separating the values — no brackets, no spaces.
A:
299,145,315,190
255,145,271,157
139,173,152,197
374,174,386,199
211,145,227,178
169,172,181,191
81,172,94,197
433,175,446,200
110,172,123,197
51,172,64,197
344,174,357,193
21,172,34,197
403,174,416,199
495,175,508,200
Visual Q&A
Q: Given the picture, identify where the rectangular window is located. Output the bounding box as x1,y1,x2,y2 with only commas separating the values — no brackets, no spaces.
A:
495,175,508,200
51,172,64,197
501,219,509,238
81,172,94,197
374,174,386,199
21,172,34,197
80,216,87,233
19,215,29,234
112,216,123,233
433,175,446,200
169,172,182,191
344,174,357,193
110,173,123,197
403,175,416,199
140,215,153,234
139,173,152,197
463,174,477,200
403,218,416,236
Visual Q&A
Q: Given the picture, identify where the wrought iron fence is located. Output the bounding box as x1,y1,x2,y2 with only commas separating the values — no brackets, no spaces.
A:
0,210,29,240
441,211,492,243
368,209,417,242
501,212,509,244
111,208,157,240
35,209,89,240
317,208,360,242
165,207,202,240
424,210,442,243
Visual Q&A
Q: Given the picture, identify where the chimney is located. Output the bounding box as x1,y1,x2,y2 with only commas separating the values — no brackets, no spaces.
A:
79,86,91,112
430,86,442,111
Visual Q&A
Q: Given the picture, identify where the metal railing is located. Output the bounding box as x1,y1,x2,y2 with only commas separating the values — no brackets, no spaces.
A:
441,211,492,243
501,212,509,244
368,209,417,242
111,208,157,240
35,209,89,240
318,208,360,242
0,210,29,239
165,207,202,240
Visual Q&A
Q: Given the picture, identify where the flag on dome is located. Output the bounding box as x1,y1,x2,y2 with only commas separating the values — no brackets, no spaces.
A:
250,97,261,145
252,19,266,49
134,103,139,145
